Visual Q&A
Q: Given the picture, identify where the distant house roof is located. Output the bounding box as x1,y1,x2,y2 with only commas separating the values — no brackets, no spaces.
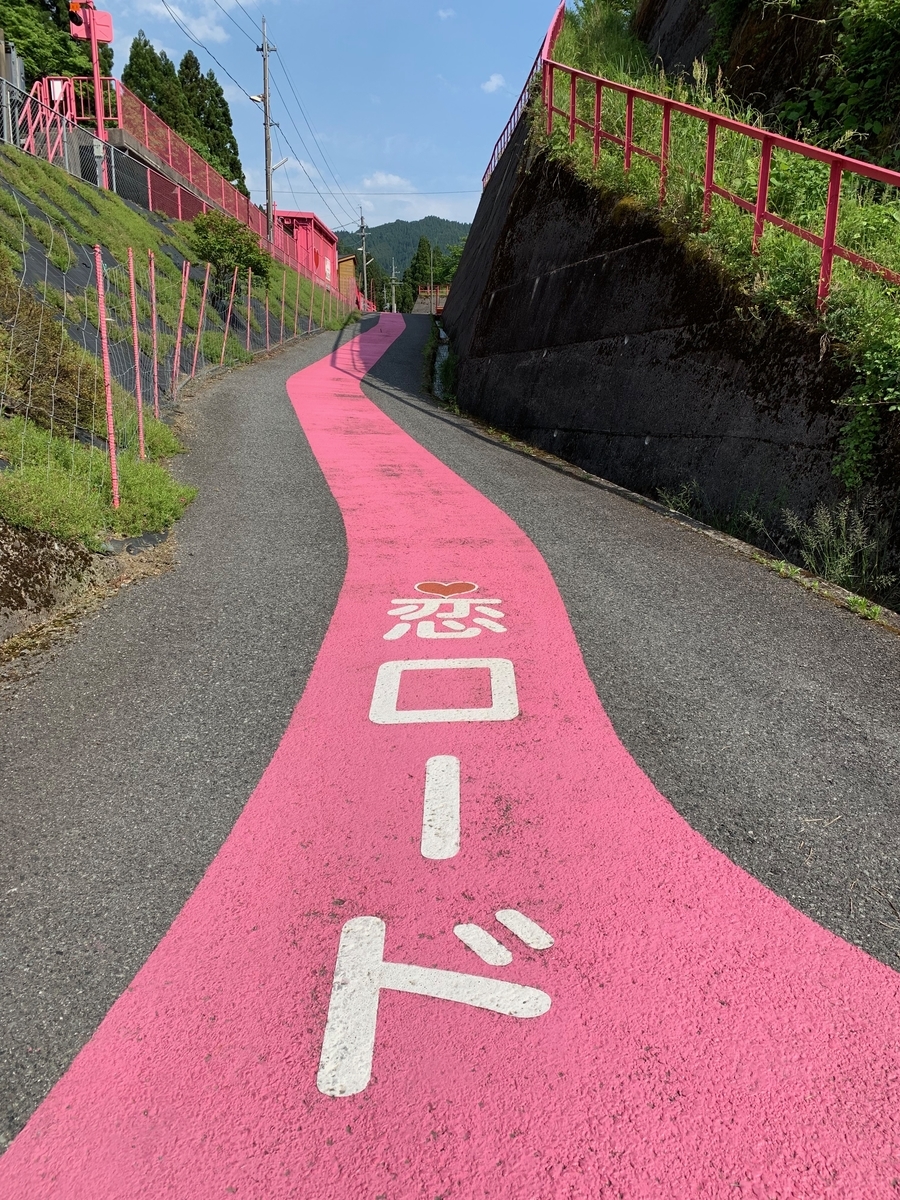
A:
276,210,337,245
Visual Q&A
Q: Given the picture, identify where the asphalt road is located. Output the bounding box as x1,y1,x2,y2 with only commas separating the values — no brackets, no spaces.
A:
0,326,357,1151
364,318,900,973
1,313,898,1157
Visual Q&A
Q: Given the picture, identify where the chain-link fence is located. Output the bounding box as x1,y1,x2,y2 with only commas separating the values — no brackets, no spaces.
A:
0,177,353,544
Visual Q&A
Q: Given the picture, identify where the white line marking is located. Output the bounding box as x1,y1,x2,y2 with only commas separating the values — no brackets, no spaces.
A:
368,658,519,725
454,923,513,966
421,756,460,859
495,909,554,950
317,917,551,1097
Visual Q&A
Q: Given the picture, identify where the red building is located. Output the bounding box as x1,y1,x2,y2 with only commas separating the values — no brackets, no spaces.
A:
275,210,338,290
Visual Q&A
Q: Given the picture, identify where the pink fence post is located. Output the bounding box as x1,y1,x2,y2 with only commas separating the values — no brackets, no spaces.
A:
126,247,146,460
148,250,160,418
308,280,316,333
545,61,554,134
817,161,843,310
191,261,210,378
171,259,190,395
280,269,286,343
93,245,120,509
624,92,634,172
219,264,239,366
659,102,671,205
265,286,270,351
246,267,253,352
568,71,577,143
593,80,603,167
752,136,773,254
702,118,718,230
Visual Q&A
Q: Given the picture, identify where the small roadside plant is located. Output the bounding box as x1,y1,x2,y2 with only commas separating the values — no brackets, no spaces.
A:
782,496,898,598
658,477,900,604
190,211,272,292
438,346,459,406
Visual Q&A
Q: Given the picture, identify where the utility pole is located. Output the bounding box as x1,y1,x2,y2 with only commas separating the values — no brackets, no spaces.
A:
359,209,368,310
429,243,435,315
391,258,397,314
257,17,276,242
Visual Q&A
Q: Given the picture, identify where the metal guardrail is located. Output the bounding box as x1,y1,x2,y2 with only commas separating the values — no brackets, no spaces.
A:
486,2,900,309
482,3,566,188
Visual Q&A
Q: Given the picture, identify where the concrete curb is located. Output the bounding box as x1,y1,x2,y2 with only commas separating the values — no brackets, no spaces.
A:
426,391,900,638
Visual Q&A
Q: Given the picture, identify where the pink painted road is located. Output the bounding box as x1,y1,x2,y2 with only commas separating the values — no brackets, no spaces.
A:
3,315,900,1198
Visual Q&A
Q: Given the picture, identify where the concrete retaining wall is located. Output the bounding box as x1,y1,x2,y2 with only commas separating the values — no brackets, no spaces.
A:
442,131,863,521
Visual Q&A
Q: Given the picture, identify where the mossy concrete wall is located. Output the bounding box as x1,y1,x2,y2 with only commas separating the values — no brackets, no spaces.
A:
0,518,91,644
442,131,861,521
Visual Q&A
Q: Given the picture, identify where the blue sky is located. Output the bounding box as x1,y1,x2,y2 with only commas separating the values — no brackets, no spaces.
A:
102,0,560,232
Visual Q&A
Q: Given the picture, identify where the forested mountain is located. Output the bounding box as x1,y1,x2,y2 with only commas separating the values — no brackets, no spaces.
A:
336,217,470,275
123,36,248,195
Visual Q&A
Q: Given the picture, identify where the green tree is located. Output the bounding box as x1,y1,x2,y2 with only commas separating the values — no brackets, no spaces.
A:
178,51,248,195
190,210,272,291
122,32,202,145
404,235,433,294
438,236,466,284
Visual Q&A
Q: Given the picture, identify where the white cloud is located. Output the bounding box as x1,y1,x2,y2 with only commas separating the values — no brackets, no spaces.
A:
481,73,506,94
136,0,230,45
363,171,416,192
438,7,456,18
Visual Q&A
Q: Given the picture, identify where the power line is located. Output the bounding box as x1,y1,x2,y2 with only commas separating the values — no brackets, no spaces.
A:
270,122,358,230
206,0,257,45
269,58,358,223
163,0,381,229
204,0,360,224
154,0,351,228
268,75,357,226
156,0,255,101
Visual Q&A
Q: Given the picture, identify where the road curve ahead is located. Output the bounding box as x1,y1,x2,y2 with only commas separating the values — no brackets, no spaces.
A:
2,314,899,1198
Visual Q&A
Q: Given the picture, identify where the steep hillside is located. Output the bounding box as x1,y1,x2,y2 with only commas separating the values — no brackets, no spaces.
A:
442,10,900,607
0,142,354,645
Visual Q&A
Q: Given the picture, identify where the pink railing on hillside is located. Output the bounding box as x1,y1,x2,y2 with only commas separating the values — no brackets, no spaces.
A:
483,3,566,188
25,76,356,298
486,3,900,309
18,79,72,167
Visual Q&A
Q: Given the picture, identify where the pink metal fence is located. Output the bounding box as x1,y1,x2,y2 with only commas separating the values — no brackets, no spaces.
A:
483,3,566,187
24,75,367,305
487,2,900,309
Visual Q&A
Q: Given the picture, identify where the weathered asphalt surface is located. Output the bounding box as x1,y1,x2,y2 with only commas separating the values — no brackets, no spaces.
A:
0,326,356,1150
1,313,899,1154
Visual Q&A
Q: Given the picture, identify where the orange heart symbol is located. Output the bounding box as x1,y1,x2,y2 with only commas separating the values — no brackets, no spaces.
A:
415,581,479,597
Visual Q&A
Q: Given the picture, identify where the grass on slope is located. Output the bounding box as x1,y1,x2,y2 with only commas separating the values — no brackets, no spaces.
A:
543,0,900,488
0,415,195,548
0,144,355,359
0,145,356,546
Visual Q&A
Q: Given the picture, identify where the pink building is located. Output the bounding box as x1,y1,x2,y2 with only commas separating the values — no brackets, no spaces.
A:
276,210,338,289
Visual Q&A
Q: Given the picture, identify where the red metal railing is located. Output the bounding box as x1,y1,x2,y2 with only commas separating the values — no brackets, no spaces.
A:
26,76,356,297
483,3,566,188
543,61,900,308
486,4,900,309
